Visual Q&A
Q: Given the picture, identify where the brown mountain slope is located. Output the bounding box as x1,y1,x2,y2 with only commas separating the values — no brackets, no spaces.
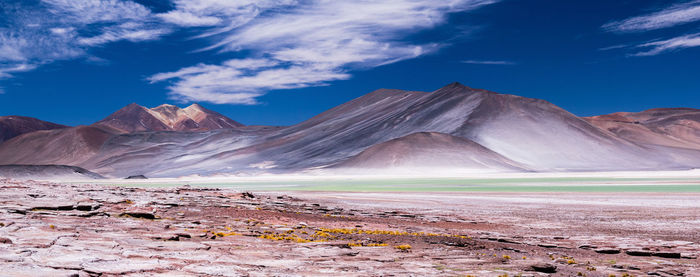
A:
584,108,700,150
93,103,170,133
0,116,68,143
0,126,113,166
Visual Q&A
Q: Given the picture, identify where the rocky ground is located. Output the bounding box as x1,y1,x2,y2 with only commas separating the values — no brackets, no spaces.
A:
0,178,698,276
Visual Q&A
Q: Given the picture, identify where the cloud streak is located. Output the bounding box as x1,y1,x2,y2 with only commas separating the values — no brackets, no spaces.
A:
150,0,497,104
462,60,515,65
604,0,700,32
0,0,169,79
632,32,700,56
603,1,700,57
1,0,496,103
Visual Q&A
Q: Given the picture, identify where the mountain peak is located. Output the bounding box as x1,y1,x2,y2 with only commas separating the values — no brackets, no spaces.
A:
442,82,477,90
432,82,482,95
93,103,243,133
444,82,469,89
185,103,205,110
123,103,147,110
152,103,178,109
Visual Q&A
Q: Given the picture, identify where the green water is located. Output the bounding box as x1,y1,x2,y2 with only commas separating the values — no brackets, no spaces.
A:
86,176,700,192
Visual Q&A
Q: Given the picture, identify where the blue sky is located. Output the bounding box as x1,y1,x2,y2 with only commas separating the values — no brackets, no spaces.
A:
1,0,699,126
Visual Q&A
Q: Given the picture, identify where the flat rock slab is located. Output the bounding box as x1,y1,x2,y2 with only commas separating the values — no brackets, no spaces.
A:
595,248,621,254
82,259,179,275
530,263,557,273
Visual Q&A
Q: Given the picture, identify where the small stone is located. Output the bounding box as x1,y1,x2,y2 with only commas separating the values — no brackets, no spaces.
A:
119,212,157,220
176,233,192,239
659,269,685,276
626,250,653,256
76,202,101,211
498,238,520,244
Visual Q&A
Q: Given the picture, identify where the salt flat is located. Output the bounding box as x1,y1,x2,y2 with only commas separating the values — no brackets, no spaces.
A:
73,170,700,193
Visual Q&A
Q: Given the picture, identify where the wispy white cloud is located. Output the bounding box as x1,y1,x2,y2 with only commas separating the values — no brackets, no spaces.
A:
41,0,152,24
0,0,168,80
604,0,700,32
0,63,37,79
78,25,171,46
157,11,222,27
603,1,700,57
632,32,700,56
0,63,36,94
162,0,296,37
462,60,515,65
151,0,497,104
598,44,628,51
1,0,497,103
150,58,350,104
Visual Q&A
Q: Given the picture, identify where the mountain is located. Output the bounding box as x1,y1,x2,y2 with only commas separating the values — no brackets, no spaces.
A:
186,82,674,175
1,83,699,178
0,126,113,166
78,126,282,177
584,108,700,150
334,132,527,173
0,116,68,143
93,103,243,133
0,165,104,180
0,103,249,173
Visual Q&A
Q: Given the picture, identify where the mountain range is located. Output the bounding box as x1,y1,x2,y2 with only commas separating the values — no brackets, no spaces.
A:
1,82,699,178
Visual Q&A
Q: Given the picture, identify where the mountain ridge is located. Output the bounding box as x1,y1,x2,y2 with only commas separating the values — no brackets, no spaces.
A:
1,82,699,178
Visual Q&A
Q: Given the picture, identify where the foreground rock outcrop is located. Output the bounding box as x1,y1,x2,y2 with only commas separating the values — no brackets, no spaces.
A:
1,178,698,276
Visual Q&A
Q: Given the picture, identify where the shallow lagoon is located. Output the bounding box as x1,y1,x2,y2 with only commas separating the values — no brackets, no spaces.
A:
82,176,700,192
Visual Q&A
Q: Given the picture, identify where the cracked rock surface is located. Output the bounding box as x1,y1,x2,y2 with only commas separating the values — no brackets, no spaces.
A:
1,178,699,276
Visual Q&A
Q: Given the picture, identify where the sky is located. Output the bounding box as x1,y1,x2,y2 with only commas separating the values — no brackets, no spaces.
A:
0,0,699,126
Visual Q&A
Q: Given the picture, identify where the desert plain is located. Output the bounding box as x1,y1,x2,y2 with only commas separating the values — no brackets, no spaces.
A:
1,171,699,277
